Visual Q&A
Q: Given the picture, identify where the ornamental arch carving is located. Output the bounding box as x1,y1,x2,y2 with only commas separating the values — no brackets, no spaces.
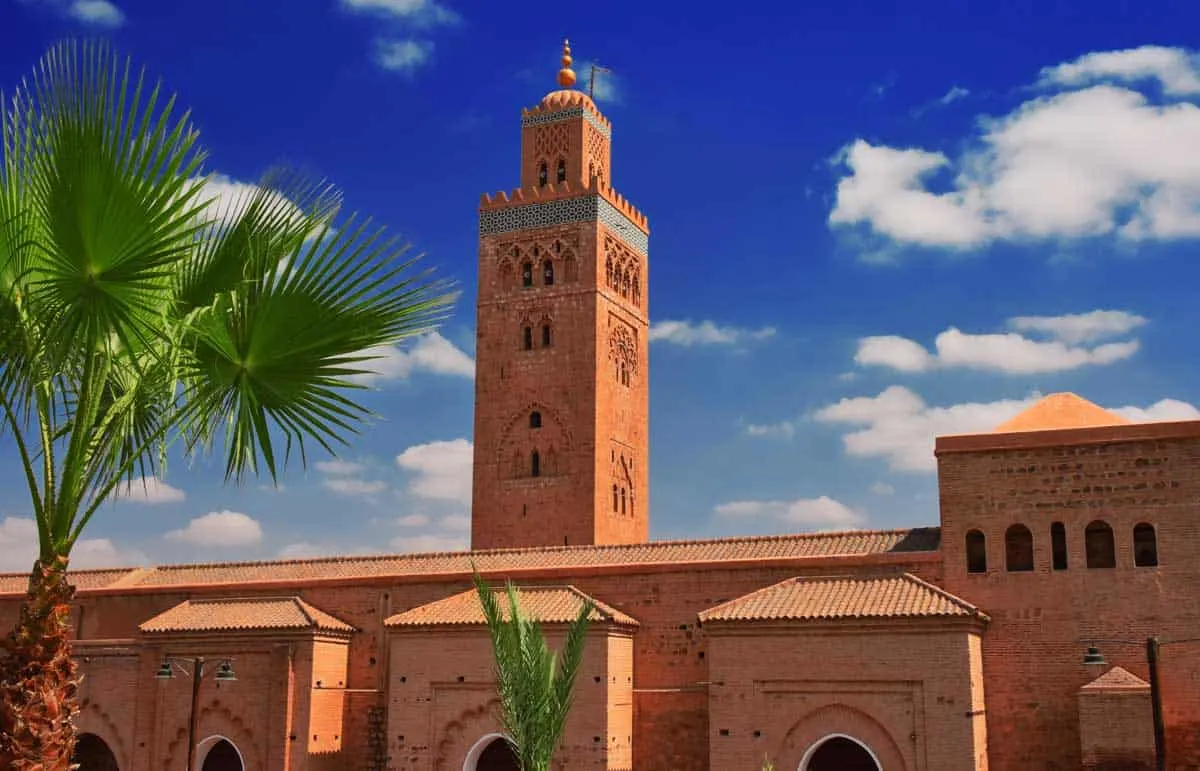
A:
775,703,906,771
496,402,572,480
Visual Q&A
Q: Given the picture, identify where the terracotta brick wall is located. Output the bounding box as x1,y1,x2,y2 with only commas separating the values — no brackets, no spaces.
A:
1079,689,1155,770
705,622,987,771
937,428,1200,771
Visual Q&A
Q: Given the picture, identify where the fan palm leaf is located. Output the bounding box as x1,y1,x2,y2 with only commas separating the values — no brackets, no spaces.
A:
0,39,456,769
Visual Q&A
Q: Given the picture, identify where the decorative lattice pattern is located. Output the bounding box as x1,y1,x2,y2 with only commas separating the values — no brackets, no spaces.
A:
522,107,612,139
604,235,643,307
608,317,638,385
609,448,636,518
532,121,571,166
585,122,610,184
480,196,648,257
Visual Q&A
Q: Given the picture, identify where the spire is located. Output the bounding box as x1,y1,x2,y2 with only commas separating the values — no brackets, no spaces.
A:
557,38,577,88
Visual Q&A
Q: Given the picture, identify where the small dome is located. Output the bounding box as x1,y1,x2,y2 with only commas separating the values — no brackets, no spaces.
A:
539,89,597,112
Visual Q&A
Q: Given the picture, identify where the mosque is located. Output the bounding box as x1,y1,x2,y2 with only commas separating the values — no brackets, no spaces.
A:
2,41,1199,771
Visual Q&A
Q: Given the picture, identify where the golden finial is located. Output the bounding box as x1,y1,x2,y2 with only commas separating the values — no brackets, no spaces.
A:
557,38,577,88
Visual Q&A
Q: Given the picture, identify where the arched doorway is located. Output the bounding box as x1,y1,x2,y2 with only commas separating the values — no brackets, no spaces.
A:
73,733,120,771
463,733,519,771
199,738,244,771
802,734,880,771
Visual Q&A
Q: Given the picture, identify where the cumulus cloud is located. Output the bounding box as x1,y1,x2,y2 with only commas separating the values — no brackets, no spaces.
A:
395,439,473,505
714,496,866,531
814,386,1199,473
869,481,895,496
374,38,435,74
340,0,459,25
0,517,145,572
67,0,123,26
165,511,263,548
650,320,777,347
573,59,621,103
389,533,467,553
744,420,798,439
854,310,1145,374
830,45,1200,250
315,459,364,476
323,478,388,496
353,332,475,384
111,476,186,504
396,513,431,527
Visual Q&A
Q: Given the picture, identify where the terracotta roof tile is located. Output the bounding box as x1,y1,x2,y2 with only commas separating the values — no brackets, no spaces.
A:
0,568,141,596
992,393,1130,434
139,596,356,635
1080,665,1150,691
385,586,638,628
0,527,940,595
698,572,986,624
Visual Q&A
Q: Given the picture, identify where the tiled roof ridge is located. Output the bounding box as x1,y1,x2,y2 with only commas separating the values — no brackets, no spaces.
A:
36,525,933,578
457,583,632,624
893,572,984,617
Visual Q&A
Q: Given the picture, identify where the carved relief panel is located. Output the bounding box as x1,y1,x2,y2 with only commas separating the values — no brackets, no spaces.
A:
607,313,639,388
493,230,581,294
608,445,636,518
496,403,572,481
602,233,642,308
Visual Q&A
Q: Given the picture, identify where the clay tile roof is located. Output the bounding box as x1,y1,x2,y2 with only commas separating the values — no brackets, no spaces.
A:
0,527,941,594
384,586,638,628
993,393,1130,434
1080,665,1150,691
697,572,986,624
0,568,141,595
139,596,355,635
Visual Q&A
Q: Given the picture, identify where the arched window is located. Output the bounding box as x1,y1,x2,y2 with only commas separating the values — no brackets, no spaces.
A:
531,450,541,478
605,258,613,288
632,274,641,305
556,158,566,183
543,259,554,286
541,324,552,347
1085,520,1116,569
521,262,533,287
529,411,542,429
522,326,533,351
620,487,626,515
1005,524,1034,572
538,162,548,186
612,484,618,512
965,529,987,574
1051,521,1068,570
1134,523,1158,567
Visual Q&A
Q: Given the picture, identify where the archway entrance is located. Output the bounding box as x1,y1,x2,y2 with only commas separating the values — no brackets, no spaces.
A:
803,735,880,771
464,735,519,771
200,739,244,771
73,733,120,771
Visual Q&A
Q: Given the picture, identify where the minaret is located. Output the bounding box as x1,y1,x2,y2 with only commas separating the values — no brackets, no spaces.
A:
471,40,650,550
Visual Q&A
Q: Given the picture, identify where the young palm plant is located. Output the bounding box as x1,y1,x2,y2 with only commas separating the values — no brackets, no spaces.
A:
0,40,454,768
472,571,593,771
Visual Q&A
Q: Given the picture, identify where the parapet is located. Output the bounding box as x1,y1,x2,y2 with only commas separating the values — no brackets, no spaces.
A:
478,176,649,234
521,89,613,132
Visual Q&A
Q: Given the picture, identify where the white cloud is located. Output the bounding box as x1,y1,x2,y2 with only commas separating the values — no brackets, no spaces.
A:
323,478,388,496
396,513,430,527
744,420,797,439
439,513,470,532
389,533,467,553
68,0,123,26
395,439,472,505
830,46,1200,250
939,85,970,105
353,332,474,384
111,476,186,504
1038,45,1200,96
315,459,364,476
574,59,621,103
649,320,776,347
277,542,325,560
854,311,1144,375
0,517,145,572
165,511,262,548
814,386,1200,473
340,0,459,26
374,38,435,74
714,496,866,531
869,481,895,496
1006,309,1147,344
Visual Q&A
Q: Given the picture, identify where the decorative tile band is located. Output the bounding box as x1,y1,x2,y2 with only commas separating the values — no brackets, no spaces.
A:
479,196,648,257
521,107,612,140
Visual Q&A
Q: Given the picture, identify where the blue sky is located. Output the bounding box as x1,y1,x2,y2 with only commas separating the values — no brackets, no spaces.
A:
3,0,1200,569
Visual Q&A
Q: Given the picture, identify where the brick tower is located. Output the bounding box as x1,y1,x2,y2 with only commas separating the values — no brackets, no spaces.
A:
471,40,650,550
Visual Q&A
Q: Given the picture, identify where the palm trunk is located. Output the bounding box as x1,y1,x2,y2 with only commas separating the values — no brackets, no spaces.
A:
0,556,81,771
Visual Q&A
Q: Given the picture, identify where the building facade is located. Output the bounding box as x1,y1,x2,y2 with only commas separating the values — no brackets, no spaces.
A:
2,44,1199,771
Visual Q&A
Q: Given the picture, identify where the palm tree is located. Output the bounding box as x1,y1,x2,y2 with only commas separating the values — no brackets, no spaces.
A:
0,40,454,768
472,571,592,771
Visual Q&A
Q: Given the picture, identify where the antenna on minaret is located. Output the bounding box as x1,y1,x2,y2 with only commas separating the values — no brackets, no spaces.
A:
588,62,612,99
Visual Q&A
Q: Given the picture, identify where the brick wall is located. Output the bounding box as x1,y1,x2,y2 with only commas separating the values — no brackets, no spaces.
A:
1079,688,1155,770
937,425,1200,771
705,621,987,771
